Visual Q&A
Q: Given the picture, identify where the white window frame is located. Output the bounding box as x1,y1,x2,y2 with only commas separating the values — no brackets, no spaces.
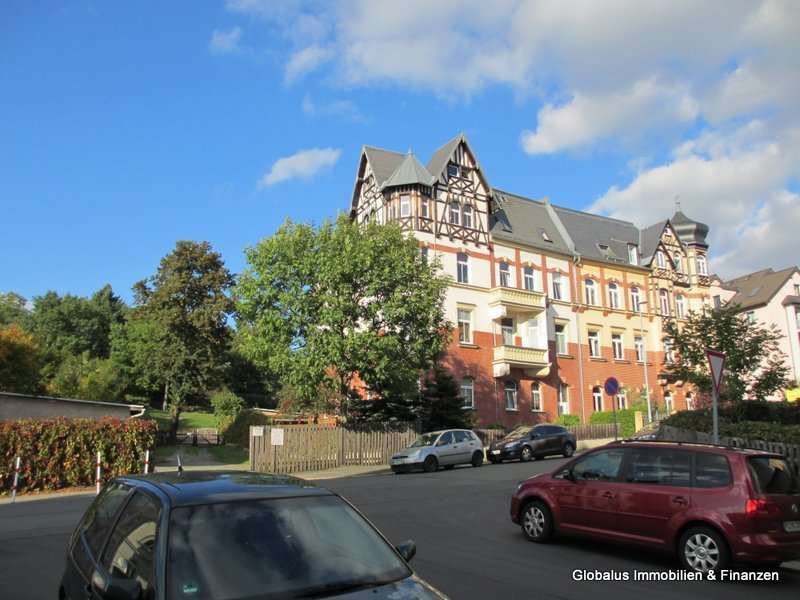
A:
531,382,542,412
449,201,460,225
420,197,429,219
501,318,514,346
685,392,693,411
592,387,603,412
616,391,627,410
457,308,473,344
611,333,623,360
551,272,563,300
558,384,569,415
660,289,670,315
499,262,511,288
457,252,469,284
462,203,473,228
676,294,685,319
524,318,539,348
673,252,683,273
504,381,518,411
585,278,597,305
631,286,641,312
608,283,620,309
657,251,666,269
634,336,644,362
628,244,638,265
697,255,708,275
555,323,567,355
523,266,535,291
399,194,411,218
664,392,673,414
461,378,474,409
588,330,600,358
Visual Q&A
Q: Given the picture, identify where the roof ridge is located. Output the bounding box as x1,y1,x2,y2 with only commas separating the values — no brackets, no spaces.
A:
551,203,637,227
363,144,405,156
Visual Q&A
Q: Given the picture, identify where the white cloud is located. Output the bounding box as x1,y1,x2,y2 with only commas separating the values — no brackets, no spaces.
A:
208,26,243,55
301,93,366,122
258,147,341,187
284,45,333,83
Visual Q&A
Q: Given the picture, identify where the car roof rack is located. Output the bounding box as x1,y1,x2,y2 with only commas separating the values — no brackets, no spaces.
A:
616,438,746,451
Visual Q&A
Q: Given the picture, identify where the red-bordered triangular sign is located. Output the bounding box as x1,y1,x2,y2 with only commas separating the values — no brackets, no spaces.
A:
706,348,726,394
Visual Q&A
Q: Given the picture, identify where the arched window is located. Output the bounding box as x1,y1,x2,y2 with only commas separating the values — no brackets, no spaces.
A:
608,282,620,309
584,278,597,305
631,286,641,312
504,381,518,411
531,382,542,412
659,289,670,315
675,294,685,318
460,378,474,409
673,252,683,273
696,255,708,275
449,201,461,225
457,252,469,283
499,262,511,287
592,386,603,412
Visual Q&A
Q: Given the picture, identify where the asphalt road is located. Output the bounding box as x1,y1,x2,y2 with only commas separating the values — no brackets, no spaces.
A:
1,458,798,599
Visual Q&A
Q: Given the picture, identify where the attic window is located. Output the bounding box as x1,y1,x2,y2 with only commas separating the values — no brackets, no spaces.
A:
598,244,609,251
447,163,460,178
747,286,762,298
541,229,553,242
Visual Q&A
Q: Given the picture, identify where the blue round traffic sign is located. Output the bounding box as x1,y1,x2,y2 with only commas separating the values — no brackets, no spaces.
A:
604,377,620,396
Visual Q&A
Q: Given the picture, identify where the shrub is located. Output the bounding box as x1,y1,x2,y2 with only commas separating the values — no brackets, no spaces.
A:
210,390,244,430
222,410,271,446
589,409,637,438
720,421,800,445
0,417,157,493
555,414,580,427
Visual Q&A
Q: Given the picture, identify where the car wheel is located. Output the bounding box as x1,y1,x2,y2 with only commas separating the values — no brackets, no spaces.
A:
562,442,575,458
471,451,483,467
520,446,533,462
679,526,730,574
521,500,554,543
423,455,438,473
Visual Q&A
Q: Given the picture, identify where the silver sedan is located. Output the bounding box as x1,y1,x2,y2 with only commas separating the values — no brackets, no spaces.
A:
390,429,484,473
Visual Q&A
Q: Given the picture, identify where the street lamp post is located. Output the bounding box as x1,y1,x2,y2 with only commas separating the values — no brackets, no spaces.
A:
638,300,653,423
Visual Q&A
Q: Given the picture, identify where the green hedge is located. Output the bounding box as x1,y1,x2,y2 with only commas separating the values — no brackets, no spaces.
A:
555,415,581,427
1,418,157,493
222,410,272,446
589,409,637,438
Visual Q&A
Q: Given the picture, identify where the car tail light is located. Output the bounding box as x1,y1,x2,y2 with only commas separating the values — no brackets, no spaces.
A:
745,497,781,518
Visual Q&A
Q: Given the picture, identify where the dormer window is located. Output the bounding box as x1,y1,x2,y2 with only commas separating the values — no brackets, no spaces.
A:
628,244,638,265
447,163,460,178
541,229,553,242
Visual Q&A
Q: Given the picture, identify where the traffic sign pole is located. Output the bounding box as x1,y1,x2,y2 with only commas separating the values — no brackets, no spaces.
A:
604,378,620,440
706,349,726,445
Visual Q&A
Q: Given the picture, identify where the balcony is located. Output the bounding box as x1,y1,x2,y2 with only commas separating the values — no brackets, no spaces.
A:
488,286,545,319
493,344,550,378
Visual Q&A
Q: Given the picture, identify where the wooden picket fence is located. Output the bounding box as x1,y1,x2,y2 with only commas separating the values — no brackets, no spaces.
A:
568,423,619,440
249,423,418,474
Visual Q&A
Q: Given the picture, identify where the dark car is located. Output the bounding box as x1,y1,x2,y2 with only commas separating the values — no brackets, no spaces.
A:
488,424,576,463
60,471,448,599
510,440,800,573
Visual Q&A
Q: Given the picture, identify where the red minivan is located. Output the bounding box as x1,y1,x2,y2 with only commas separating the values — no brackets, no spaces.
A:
510,440,800,573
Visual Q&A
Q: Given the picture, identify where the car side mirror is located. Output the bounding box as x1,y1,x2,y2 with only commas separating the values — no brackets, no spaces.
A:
556,468,575,482
395,540,417,562
92,569,142,600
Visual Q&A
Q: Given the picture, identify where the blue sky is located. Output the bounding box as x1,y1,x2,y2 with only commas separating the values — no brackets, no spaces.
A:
2,1,798,303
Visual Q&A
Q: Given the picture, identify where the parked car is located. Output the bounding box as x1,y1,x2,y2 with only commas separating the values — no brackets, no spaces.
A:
488,424,576,463
60,471,448,599
390,429,484,473
510,440,800,573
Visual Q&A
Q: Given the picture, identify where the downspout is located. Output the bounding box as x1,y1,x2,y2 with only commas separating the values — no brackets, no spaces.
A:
571,254,587,424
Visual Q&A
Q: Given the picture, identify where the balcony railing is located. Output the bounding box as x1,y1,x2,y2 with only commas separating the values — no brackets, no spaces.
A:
493,344,548,365
489,286,545,313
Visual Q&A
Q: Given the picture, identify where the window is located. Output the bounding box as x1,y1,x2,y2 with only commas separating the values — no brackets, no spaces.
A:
608,283,620,309
456,252,469,284
656,251,666,269
447,163,460,178
673,252,683,273
747,457,799,494
523,266,535,291
557,384,569,415
570,449,625,481
101,492,159,596
449,201,460,225
462,204,473,228
504,381,518,411
746,311,756,324
634,335,645,362
584,279,597,305
531,382,542,411
630,286,641,312
541,229,553,242
74,483,131,577
795,284,800,296
628,244,638,265
399,194,411,218
420,197,429,219
588,330,600,357
713,295,721,309
664,391,673,414
499,262,511,287
592,386,603,411
420,247,428,263
685,392,693,411
555,324,567,355
623,448,691,486
524,318,539,348
696,255,708,275
551,272,563,300
659,289,670,315
695,453,732,488
461,378,474,409
457,308,472,344
437,431,454,446
675,294,685,318
501,318,514,346
616,391,627,410
612,333,623,360
796,306,800,329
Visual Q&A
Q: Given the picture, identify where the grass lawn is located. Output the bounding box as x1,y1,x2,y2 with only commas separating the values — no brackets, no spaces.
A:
144,408,217,431
153,444,249,468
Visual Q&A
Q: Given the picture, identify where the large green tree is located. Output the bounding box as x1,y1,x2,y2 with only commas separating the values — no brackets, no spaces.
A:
116,241,234,437
0,324,41,394
236,215,450,416
662,303,790,407
0,292,30,328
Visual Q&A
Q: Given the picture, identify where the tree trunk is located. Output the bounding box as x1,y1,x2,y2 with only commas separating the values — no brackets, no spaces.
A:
162,381,170,411
169,402,181,444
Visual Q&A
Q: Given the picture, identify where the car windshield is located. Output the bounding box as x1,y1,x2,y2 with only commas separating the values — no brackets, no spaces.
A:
167,495,411,600
410,433,439,447
747,456,800,494
503,426,530,441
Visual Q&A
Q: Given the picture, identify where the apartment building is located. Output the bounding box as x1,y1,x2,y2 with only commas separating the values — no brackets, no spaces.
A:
350,134,713,426
711,267,800,387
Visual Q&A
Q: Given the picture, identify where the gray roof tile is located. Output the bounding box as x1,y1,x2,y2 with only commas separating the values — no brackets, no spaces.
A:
363,146,406,187
382,152,434,188
722,266,799,310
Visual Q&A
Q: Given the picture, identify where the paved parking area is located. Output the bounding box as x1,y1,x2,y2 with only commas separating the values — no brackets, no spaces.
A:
1,458,798,599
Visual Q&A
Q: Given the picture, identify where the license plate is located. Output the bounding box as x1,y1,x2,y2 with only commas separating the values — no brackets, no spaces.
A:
784,520,800,533
492,450,501,455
